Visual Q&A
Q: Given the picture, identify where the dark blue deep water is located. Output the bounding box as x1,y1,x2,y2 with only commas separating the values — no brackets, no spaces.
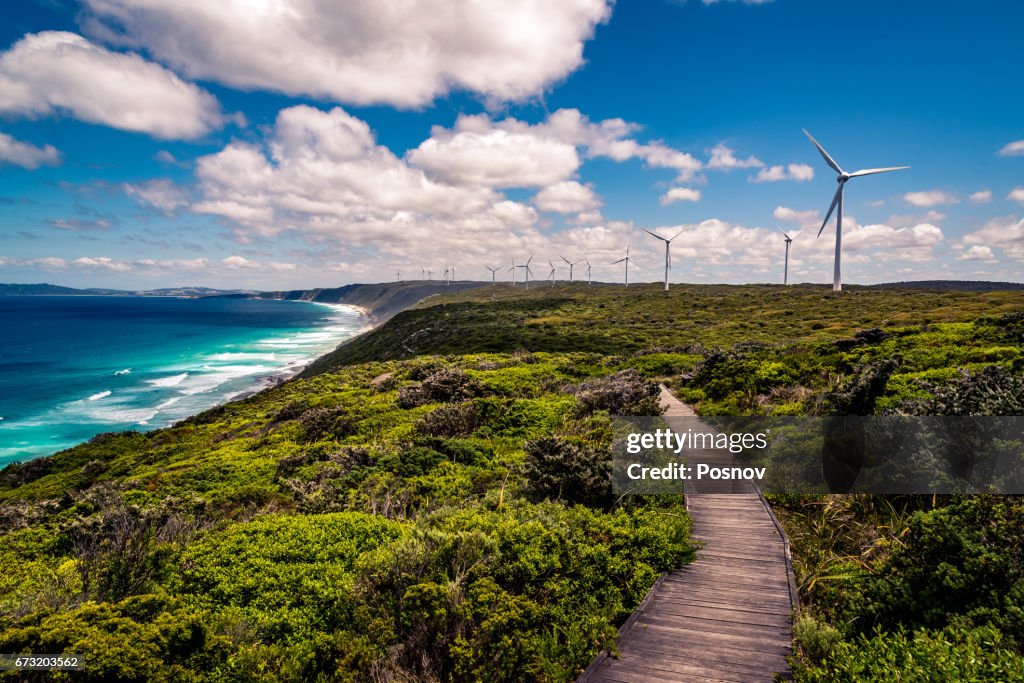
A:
0,296,365,464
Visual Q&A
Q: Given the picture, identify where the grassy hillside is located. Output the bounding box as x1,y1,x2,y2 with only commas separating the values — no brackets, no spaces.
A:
2,283,1023,681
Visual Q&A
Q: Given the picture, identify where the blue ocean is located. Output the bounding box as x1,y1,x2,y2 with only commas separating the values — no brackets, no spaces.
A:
0,296,365,465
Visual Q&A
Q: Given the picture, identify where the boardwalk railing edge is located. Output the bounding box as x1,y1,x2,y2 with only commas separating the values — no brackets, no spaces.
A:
754,483,801,619
575,571,669,682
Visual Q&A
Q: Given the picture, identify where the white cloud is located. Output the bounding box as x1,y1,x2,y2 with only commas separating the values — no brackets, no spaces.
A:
0,131,61,169
0,31,226,139
123,179,189,213
903,190,959,207
970,189,992,204
751,163,814,183
1009,187,1024,204
191,105,536,261
409,127,579,189
660,187,702,205
774,206,818,224
82,0,612,108
963,216,1024,260
534,181,602,213
959,245,996,262
997,140,1024,157
73,256,131,271
707,143,763,171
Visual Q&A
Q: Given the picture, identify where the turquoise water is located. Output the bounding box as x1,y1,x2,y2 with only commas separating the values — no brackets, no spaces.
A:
0,296,365,464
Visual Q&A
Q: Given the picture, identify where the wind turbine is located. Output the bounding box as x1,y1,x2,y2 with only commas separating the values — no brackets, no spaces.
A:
507,260,516,286
585,258,592,286
547,260,557,286
485,266,499,286
561,256,584,283
513,255,534,289
777,228,793,286
803,129,909,292
421,267,426,280
426,268,432,281
442,266,450,286
396,270,401,282
612,244,634,286
641,228,684,292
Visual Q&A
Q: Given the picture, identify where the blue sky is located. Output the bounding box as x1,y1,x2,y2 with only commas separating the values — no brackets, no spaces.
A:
1,0,1022,289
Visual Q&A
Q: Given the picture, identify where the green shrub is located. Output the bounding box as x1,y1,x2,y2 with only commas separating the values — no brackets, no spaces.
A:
521,437,610,507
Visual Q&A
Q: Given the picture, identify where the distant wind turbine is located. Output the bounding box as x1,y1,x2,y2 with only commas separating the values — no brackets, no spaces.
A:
561,256,584,283
641,228,684,291
612,244,634,286
547,260,557,286
777,228,793,286
396,270,401,283
585,258,592,286
427,268,432,281
485,266,499,285
442,266,449,286
804,129,909,292
512,255,534,289
421,267,425,280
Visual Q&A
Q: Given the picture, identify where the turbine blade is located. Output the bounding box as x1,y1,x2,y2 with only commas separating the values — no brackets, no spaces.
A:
817,185,843,238
670,230,684,242
803,129,843,174
848,166,911,178
612,258,626,264
642,228,668,242
526,255,533,266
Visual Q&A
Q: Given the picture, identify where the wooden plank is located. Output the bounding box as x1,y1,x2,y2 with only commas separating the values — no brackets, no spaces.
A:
577,386,796,682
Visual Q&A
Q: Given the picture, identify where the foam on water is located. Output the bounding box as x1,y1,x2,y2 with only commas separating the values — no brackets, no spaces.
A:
0,299,368,463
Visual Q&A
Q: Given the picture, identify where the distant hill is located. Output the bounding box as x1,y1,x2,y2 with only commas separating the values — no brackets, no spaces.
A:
225,281,485,322
0,283,252,297
869,280,1024,292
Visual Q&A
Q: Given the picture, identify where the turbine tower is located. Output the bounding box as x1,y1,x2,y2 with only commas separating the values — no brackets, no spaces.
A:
585,258,592,286
442,266,450,286
778,228,793,286
641,228,684,292
427,268,432,280
485,266,499,286
804,129,909,292
507,260,516,286
612,244,634,286
547,260,557,286
396,270,401,282
421,267,425,280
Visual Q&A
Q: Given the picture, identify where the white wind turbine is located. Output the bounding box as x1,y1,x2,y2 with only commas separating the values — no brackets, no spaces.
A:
507,260,516,286
804,129,909,292
547,260,557,286
442,266,450,286
585,258,592,286
641,228,684,292
612,244,634,286
421,267,426,280
777,228,793,286
561,256,584,283
485,266,499,286
396,270,401,282
513,255,534,289
426,268,432,281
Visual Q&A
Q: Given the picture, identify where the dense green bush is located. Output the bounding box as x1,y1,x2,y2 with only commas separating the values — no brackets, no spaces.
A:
521,438,611,507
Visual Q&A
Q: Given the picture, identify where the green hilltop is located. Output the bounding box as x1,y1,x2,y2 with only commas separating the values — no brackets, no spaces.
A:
2,282,1024,681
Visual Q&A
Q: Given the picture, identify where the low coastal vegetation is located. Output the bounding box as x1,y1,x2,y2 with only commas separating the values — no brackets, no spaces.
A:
2,282,1023,680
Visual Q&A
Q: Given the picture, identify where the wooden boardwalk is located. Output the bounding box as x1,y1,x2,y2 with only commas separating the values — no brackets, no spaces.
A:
580,386,796,682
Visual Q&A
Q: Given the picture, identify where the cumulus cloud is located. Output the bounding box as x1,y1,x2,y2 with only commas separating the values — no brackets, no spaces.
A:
82,0,612,108
751,163,814,183
0,31,226,139
970,189,992,204
1009,188,1024,204
774,206,818,224
706,143,763,171
959,245,996,262
123,179,189,214
963,216,1024,260
0,132,61,169
409,127,579,188
903,190,959,207
660,187,702,205
997,140,1024,157
534,181,601,213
